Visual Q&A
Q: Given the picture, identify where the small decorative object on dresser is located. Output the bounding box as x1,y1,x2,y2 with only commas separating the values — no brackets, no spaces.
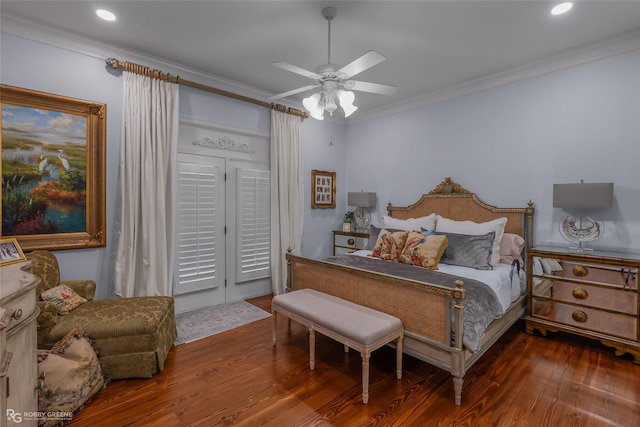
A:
342,211,354,232
333,230,369,255
526,246,640,363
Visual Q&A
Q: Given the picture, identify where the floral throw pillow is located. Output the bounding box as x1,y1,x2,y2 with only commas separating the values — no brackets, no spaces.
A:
37,327,107,427
399,232,448,270
371,229,409,262
40,284,87,315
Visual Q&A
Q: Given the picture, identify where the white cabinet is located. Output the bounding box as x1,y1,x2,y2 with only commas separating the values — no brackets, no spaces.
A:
0,261,40,427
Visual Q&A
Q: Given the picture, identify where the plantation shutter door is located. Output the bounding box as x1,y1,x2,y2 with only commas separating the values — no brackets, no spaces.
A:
237,168,270,283
174,159,224,295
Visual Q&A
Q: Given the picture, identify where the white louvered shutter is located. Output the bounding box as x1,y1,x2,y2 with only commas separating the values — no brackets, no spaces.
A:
236,168,270,282
174,159,224,295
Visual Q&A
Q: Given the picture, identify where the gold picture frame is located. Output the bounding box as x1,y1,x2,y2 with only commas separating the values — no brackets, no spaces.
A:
0,237,26,266
311,169,336,209
1,84,106,251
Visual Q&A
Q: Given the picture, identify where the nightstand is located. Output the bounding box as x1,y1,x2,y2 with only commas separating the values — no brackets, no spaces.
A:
526,245,640,362
333,230,369,255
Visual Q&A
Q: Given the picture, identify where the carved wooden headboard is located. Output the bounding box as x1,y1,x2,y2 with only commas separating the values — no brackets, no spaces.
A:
387,177,535,246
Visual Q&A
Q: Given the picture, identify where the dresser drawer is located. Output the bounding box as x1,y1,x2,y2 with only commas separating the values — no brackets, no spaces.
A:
554,261,638,289
3,287,37,335
532,298,637,341
532,279,637,315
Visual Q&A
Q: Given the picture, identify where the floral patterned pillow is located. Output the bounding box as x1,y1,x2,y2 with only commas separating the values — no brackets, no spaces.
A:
37,327,107,427
371,229,409,262
40,284,87,314
399,232,448,270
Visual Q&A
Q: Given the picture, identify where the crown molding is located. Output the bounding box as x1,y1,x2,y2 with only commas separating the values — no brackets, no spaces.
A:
350,28,640,124
0,14,278,106
3,14,638,126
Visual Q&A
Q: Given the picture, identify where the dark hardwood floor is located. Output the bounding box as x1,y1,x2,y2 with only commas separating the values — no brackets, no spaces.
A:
68,295,640,427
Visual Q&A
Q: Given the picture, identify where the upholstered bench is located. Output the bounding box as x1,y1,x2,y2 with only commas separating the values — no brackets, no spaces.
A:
272,288,403,403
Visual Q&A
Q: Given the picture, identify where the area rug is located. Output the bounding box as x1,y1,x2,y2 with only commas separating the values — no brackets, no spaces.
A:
174,301,271,345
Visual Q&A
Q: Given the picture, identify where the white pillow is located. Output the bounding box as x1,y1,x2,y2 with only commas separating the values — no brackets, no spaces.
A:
435,215,507,267
382,213,436,231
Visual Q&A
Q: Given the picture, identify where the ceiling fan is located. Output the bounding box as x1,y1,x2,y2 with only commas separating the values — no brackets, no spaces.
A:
268,7,397,119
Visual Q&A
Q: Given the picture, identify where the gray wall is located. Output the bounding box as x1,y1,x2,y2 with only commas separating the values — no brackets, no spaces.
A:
344,49,640,251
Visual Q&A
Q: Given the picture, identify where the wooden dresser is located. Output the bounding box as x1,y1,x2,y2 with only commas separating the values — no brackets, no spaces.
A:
0,261,40,427
526,245,640,362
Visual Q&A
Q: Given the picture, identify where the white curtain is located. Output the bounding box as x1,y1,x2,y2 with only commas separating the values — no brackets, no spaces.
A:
113,72,179,297
270,110,303,295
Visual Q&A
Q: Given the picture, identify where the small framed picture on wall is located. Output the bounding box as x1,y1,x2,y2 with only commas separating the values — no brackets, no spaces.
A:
311,169,336,209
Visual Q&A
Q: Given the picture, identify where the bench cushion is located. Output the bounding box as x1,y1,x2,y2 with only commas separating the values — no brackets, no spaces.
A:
272,289,402,346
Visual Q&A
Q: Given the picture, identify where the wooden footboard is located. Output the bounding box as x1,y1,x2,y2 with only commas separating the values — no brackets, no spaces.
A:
286,254,462,346
286,253,472,400
285,253,525,405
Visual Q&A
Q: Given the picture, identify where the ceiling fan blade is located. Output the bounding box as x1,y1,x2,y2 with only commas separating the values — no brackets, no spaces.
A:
348,80,397,96
272,62,321,80
337,51,386,79
267,84,320,101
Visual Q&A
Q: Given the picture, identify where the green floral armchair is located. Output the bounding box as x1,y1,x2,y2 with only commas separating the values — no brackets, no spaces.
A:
26,250,177,379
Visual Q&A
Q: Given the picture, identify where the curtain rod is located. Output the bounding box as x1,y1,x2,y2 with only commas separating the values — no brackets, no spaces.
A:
105,58,308,119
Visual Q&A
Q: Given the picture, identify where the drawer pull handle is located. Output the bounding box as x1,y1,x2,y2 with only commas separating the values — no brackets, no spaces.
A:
572,310,588,323
572,266,589,277
571,288,588,300
12,309,22,321
347,238,355,246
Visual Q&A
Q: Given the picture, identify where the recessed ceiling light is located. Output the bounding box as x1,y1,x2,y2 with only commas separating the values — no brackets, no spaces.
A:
96,9,116,21
551,2,573,16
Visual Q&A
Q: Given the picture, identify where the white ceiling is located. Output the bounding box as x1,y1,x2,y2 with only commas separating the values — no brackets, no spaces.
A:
3,1,640,121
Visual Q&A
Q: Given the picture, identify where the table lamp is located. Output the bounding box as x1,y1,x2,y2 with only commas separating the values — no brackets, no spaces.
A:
553,181,613,251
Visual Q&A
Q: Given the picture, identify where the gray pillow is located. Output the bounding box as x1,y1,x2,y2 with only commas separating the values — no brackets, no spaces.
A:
436,231,495,270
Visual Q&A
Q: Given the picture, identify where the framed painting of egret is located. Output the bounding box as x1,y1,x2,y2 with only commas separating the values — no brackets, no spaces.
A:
0,84,106,251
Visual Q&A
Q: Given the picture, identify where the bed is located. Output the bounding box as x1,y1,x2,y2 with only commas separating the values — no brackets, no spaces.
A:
285,177,535,405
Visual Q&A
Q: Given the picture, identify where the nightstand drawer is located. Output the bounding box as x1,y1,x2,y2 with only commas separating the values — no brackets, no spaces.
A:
333,231,369,256
335,234,361,248
532,279,637,315
532,299,637,341
553,261,638,289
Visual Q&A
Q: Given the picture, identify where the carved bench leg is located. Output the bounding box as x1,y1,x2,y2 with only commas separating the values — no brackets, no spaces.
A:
396,334,403,380
309,328,316,370
453,376,463,406
361,350,370,404
272,310,278,345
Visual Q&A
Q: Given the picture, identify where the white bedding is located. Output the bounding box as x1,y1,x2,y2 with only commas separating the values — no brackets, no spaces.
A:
349,250,526,313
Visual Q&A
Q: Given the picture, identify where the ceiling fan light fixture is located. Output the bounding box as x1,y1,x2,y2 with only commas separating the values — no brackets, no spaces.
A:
338,90,358,117
324,94,338,115
303,93,324,120
270,6,396,120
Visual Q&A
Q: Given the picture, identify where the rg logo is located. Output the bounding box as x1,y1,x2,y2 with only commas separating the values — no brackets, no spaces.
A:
6,409,22,422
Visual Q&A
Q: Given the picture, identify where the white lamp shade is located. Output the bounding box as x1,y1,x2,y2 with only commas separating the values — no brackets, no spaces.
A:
303,93,324,120
348,192,376,208
338,90,358,117
553,182,613,209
